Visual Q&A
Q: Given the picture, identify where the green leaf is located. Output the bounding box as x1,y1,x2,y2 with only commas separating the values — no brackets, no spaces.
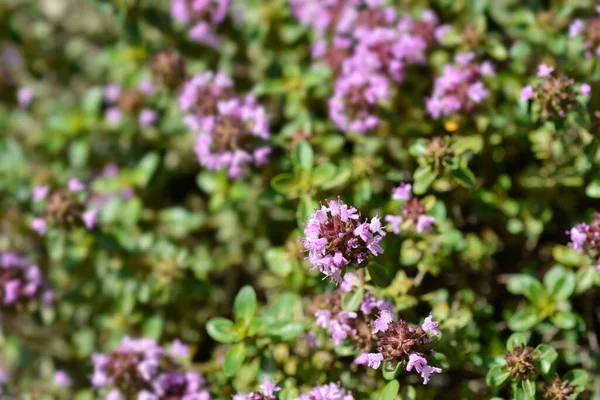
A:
549,310,577,330
271,174,300,195
142,314,164,340
507,275,546,305
234,286,257,327
265,248,294,277
297,196,318,229
486,365,510,387
206,318,240,343
382,361,404,380
342,288,364,312
382,380,400,400
507,333,528,352
413,166,438,195
507,307,541,331
576,266,599,294
311,163,337,187
535,344,558,375
134,152,160,187
543,265,575,301
292,140,314,172
451,167,476,187
585,179,600,198
224,343,246,377
266,321,305,340
521,379,536,398
563,369,589,388
367,262,390,287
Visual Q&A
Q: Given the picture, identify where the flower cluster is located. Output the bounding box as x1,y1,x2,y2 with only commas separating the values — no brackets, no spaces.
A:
569,6,600,58
296,382,354,400
520,64,589,120
290,0,442,133
426,52,493,119
504,346,537,382
302,199,385,282
170,0,231,48
312,279,393,347
30,179,98,236
104,81,159,127
0,252,53,309
358,313,442,385
567,213,600,271
384,183,435,235
91,337,210,400
233,381,280,400
179,71,271,179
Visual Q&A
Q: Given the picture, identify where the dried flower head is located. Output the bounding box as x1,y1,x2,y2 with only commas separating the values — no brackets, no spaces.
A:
504,346,538,382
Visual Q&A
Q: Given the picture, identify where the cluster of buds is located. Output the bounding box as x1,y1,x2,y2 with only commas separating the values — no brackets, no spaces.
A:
311,275,393,347
30,178,98,236
170,0,231,48
357,313,442,384
301,198,385,282
569,6,600,58
179,71,271,179
384,183,436,235
426,52,494,119
233,381,280,400
567,213,600,271
104,81,159,128
0,252,53,310
504,346,538,382
297,382,354,400
91,337,210,400
520,64,589,121
290,0,443,133
151,50,187,91
544,378,576,400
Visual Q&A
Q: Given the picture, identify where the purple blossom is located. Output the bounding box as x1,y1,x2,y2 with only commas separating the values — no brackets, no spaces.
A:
170,338,190,358
392,183,412,201
372,309,393,334
520,85,534,101
384,215,403,234
31,217,47,235
367,352,384,369
570,19,584,38
68,178,85,193
421,364,442,384
105,107,122,124
296,382,355,400
54,370,72,387
536,63,554,78
421,313,441,335
171,0,231,47
139,108,158,127
32,185,49,202
82,209,98,230
17,86,34,108
1,253,52,307
580,83,591,97
302,198,385,281
406,353,427,373
416,215,436,233
104,84,121,102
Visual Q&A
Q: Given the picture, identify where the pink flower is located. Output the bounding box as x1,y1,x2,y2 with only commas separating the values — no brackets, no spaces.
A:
580,83,591,97
421,364,442,384
520,85,534,101
406,353,427,373
68,178,85,192
82,209,98,230
260,380,281,397
421,313,441,335
32,185,49,202
169,339,189,358
31,218,47,235
138,108,158,127
54,370,72,387
367,353,384,369
416,215,436,233
384,215,403,234
392,183,412,201
17,86,34,108
536,63,554,78
569,19,584,38
372,309,394,334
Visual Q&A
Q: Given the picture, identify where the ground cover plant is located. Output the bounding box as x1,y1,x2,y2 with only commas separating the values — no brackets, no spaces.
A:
1,0,600,399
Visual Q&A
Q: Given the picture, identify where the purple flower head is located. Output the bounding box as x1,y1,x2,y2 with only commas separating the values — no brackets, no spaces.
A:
54,370,72,387
421,313,441,335
171,0,231,47
68,178,85,193
384,215,403,234
296,382,355,400
260,381,281,397
392,183,412,201
580,83,591,97
520,85,534,102
90,336,210,398
17,86,34,108
426,57,491,119
104,84,121,103
372,309,393,334
139,108,158,127
82,209,98,230
537,63,555,78
170,338,190,358
406,353,427,373
105,107,122,124
192,94,270,179
32,185,49,202
1,252,51,308
367,352,384,369
416,215,436,233
31,217,47,235
570,19,584,38
302,198,385,281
